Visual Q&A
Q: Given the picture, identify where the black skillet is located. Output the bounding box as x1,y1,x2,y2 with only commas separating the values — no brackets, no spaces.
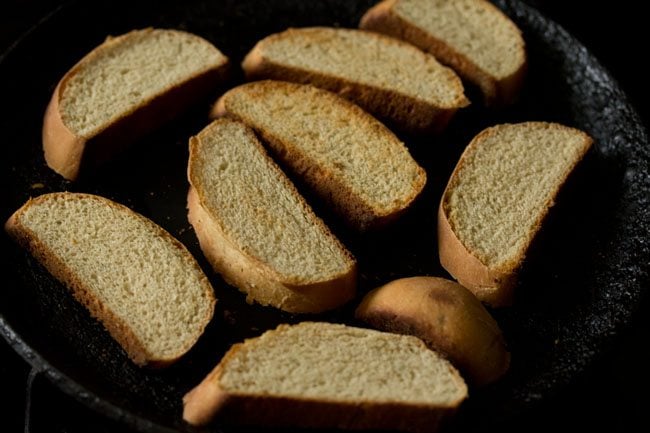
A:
1,0,649,432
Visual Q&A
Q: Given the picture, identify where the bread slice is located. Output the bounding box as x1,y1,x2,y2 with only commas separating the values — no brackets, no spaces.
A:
211,80,427,231
356,276,509,386
187,118,356,313
4,192,215,367
182,322,467,432
438,122,593,306
360,0,526,106
241,27,468,133
43,28,229,180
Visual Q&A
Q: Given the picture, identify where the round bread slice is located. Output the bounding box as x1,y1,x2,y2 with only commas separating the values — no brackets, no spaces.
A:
356,276,510,385
360,0,526,106
4,192,216,367
188,118,357,313
43,28,229,180
241,27,468,133
183,322,467,432
212,80,427,231
438,122,593,306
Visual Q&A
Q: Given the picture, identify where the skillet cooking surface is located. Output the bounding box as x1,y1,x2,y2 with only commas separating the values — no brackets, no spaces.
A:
1,0,648,432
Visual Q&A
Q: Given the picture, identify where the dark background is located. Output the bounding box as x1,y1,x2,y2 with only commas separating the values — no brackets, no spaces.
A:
1,1,648,432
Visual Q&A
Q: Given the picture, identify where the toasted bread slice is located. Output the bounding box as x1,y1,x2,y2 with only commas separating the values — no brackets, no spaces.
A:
356,276,509,385
4,192,215,367
360,0,526,106
438,122,593,306
44,28,229,180
187,119,356,313
212,80,427,231
183,322,467,432
242,27,468,133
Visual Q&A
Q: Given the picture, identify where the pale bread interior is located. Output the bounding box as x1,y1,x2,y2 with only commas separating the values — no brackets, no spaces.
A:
60,29,227,137
445,122,591,270
255,27,466,108
189,119,353,283
15,194,213,360
218,81,426,215
393,0,524,79
219,322,467,405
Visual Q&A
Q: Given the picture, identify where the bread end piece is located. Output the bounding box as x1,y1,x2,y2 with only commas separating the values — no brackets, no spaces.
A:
356,276,510,385
360,0,526,106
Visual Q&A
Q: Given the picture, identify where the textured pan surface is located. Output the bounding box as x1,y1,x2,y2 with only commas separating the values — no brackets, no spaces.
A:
0,0,648,432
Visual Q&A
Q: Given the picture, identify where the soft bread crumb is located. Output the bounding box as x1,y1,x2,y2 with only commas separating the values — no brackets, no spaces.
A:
360,0,526,105
242,27,468,132
220,322,465,402
439,122,593,305
5,193,215,365
214,80,426,230
446,123,591,268
253,27,466,107
61,29,227,137
392,0,524,79
183,322,468,431
188,119,356,313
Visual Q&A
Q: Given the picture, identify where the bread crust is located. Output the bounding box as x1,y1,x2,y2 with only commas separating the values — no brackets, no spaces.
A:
355,276,510,385
183,324,466,432
4,193,216,367
43,29,230,180
241,28,468,134
360,0,527,106
438,122,593,306
187,120,357,313
211,80,427,231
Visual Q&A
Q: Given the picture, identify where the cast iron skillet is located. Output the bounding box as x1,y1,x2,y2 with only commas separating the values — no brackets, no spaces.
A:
1,0,648,432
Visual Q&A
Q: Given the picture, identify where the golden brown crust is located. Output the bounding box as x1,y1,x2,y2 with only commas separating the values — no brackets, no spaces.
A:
211,81,427,231
183,324,465,432
241,28,468,134
4,193,216,367
360,0,527,106
355,276,510,385
43,29,230,181
187,120,357,313
437,122,593,307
